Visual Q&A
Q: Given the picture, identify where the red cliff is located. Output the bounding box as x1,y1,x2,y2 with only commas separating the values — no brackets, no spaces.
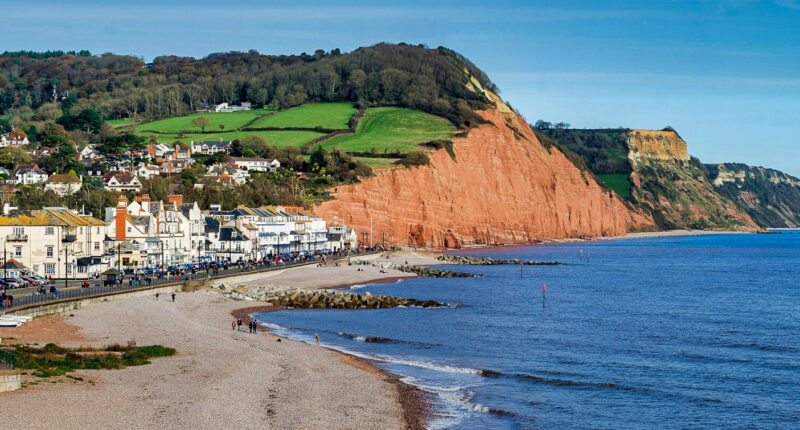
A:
315,109,655,248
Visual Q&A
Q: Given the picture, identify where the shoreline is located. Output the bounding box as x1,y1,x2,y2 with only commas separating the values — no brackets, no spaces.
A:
231,304,431,429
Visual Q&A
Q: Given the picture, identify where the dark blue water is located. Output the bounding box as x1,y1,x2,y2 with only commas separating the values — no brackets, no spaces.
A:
255,233,800,429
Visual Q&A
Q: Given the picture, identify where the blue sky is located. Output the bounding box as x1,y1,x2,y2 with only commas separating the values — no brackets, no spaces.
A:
5,0,800,175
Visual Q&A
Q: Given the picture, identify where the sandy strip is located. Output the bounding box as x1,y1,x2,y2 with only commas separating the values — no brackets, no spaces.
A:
0,292,407,430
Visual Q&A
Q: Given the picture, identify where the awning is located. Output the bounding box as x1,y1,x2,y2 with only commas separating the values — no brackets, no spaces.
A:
77,257,103,266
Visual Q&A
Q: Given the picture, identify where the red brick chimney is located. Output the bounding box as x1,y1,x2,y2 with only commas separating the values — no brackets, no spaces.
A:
168,195,183,206
116,195,128,240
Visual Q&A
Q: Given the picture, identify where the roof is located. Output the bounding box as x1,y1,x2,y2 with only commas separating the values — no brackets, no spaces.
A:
220,226,248,241
0,208,104,227
204,216,220,233
194,141,231,147
230,157,277,163
103,171,137,184
14,164,47,175
0,258,27,271
44,173,81,184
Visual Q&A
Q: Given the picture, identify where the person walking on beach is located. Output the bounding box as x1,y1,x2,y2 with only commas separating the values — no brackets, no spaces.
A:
315,333,320,346
252,321,257,334
171,292,176,302
231,321,236,331
155,292,160,301
237,319,242,332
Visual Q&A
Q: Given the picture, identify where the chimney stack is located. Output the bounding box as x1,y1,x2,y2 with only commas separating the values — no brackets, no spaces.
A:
116,195,128,240
168,194,184,206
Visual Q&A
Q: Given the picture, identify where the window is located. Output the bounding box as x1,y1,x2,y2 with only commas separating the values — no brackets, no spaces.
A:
94,242,100,251
127,227,132,233
78,265,86,274
96,227,101,234
45,227,55,235
66,265,72,275
13,227,24,236
14,246,22,257
78,227,83,234
44,263,56,274
46,246,54,258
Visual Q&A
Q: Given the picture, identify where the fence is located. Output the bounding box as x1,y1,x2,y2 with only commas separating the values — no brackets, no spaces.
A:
0,349,15,369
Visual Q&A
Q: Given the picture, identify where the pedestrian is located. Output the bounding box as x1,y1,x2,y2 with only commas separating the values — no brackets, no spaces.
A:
248,321,253,334
155,292,160,300
237,319,242,332
315,333,319,346
252,321,257,334
231,321,236,331
171,292,176,302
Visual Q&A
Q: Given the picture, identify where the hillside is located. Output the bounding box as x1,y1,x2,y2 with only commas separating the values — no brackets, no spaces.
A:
707,163,800,228
315,101,656,248
538,127,759,231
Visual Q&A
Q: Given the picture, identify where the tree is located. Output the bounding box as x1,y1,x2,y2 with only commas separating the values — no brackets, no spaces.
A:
0,118,11,134
242,148,257,158
0,147,32,169
39,122,71,146
45,144,82,174
218,124,225,132
191,114,210,132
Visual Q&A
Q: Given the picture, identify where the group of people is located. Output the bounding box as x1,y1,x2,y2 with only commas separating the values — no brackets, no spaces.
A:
231,318,259,334
154,292,176,302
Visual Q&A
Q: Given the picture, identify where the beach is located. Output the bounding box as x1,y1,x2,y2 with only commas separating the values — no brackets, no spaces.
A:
0,251,440,430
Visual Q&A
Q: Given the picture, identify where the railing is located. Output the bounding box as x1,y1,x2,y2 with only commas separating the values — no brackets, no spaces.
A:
6,234,28,242
0,349,15,369
0,251,377,313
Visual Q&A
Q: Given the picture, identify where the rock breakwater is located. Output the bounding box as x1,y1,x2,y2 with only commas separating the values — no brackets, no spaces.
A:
213,284,447,309
391,264,480,277
438,255,565,266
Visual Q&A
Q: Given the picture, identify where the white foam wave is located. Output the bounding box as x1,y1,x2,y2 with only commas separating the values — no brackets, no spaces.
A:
373,355,481,375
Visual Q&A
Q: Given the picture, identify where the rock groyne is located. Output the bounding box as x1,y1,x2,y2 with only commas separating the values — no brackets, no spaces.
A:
438,255,565,266
214,284,447,309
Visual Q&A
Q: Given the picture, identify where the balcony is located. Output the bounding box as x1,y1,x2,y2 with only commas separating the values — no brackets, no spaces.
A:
6,234,28,242
62,235,77,243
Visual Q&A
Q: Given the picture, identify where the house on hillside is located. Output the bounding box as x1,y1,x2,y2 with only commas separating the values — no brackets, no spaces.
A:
135,164,161,179
44,173,82,196
228,157,280,172
161,160,192,174
77,146,100,162
0,135,29,147
213,102,251,113
103,171,142,192
206,164,249,185
191,139,231,155
146,143,173,160
9,164,49,185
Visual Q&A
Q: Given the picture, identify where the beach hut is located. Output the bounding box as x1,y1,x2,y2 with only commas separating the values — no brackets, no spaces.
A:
101,268,123,286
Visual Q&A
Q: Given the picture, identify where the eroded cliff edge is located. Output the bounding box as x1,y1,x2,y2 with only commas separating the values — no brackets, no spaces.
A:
315,109,655,249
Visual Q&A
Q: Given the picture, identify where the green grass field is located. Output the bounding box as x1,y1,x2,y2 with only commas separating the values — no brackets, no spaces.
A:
318,107,453,153
354,157,401,169
138,109,269,134
107,118,136,128
149,130,323,149
597,173,632,197
249,103,355,130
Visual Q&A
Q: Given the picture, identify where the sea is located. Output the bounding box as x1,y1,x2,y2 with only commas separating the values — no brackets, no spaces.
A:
253,232,800,429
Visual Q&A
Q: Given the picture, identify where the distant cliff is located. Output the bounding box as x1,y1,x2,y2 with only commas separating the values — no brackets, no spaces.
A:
706,163,800,228
538,128,759,231
315,108,655,249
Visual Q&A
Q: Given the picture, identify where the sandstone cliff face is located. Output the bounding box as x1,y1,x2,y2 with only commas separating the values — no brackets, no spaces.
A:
315,110,654,249
627,129,690,166
707,163,800,228
624,131,759,231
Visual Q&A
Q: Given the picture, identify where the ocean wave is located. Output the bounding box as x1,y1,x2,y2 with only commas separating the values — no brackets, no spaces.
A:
725,343,798,353
373,355,482,375
337,331,395,343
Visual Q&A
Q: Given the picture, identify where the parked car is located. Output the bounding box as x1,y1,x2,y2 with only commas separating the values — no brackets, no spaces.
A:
2,278,23,288
21,276,39,286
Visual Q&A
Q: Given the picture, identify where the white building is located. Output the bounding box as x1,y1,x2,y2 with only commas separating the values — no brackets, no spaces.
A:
43,173,82,196
135,165,161,179
103,172,142,192
0,208,106,278
9,164,48,185
228,157,280,172
191,140,231,155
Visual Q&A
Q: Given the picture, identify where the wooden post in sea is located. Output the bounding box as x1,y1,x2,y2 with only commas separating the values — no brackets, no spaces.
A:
520,262,523,278
542,284,546,309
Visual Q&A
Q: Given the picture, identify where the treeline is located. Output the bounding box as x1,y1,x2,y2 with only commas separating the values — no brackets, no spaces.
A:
0,43,495,129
